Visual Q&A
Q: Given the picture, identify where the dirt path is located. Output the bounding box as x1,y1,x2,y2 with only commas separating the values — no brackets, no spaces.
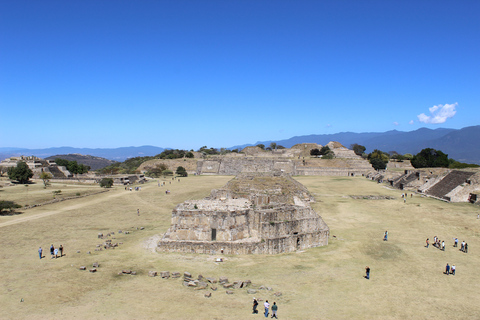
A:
0,190,127,228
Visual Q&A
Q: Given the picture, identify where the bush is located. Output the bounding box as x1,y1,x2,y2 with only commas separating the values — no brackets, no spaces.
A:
175,166,188,177
0,200,22,215
99,178,114,188
162,170,173,177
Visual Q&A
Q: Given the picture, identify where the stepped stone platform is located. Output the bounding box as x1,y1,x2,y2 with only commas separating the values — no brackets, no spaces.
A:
157,172,329,254
196,157,372,176
423,170,476,201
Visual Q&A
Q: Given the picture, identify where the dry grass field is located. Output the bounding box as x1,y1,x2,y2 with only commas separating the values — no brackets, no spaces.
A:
1,175,480,319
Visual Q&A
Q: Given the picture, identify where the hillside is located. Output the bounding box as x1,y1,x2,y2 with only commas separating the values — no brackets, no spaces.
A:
45,154,117,170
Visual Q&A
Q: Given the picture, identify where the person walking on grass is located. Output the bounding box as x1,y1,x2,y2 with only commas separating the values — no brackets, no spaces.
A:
384,231,388,241
38,247,42,259
50,244,54,259
445,263,450,275
137,209,140,216
454,238,458,247
264,300,270,318
252,298,258,314
442,241,445,251
54,247,58,259
365,266,370,279
59,245,63,257
426,238,429,248
271,302,278,319
451,264,456,275
464,243,468,253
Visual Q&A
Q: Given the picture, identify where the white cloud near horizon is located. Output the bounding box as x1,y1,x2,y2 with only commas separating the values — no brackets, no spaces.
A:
393,122,399,126
409,120,414,125
417,102,458,124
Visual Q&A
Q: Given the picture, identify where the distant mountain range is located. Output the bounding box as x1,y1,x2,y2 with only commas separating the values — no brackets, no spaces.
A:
231,125,480,165
0,146,164,162
1,126,479,165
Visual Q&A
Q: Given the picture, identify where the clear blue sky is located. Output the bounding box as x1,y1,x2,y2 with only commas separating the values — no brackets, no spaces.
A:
1,1,479,150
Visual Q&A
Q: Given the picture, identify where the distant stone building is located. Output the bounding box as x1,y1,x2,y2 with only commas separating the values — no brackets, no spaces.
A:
157,172,329,254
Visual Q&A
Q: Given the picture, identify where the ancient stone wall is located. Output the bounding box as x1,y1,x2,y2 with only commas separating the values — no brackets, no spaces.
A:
158,173,329,254
196,158,372,176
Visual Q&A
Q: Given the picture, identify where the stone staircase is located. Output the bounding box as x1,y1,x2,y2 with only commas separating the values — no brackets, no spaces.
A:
424,170,476,201
392,172,418,189
47,165,66,178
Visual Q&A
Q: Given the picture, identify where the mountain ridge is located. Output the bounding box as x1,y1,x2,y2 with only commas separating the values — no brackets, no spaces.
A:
1,126,479,164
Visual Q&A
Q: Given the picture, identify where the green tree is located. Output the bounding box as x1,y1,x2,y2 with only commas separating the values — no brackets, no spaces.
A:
99,178,114,188
185,152,194,158
147,164,168,177
310,148,321,157
7,162,33,184
162,169,173,177
350,143,366,156
256,144,265,150
411,148,449,168
39,172,53,187
370,158,387,170
368,149,389,170
269,142,277,150
175,166,188,177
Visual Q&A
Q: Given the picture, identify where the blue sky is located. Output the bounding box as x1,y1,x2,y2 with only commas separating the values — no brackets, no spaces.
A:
1,1,479,149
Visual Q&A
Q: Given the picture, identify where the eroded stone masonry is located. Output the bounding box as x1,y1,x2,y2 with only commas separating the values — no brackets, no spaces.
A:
157,172,329,254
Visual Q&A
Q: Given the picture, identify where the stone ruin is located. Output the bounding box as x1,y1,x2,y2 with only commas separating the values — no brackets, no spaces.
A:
157,172,329,254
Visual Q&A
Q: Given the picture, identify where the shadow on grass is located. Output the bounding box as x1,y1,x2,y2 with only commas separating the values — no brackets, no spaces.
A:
0,210,24,216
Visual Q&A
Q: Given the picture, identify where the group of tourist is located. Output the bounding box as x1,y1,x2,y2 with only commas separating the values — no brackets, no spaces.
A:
252,298,278,318
426,236,469,253
38,244,64,259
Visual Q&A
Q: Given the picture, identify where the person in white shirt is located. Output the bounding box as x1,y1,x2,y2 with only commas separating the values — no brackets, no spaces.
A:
264,300,270,318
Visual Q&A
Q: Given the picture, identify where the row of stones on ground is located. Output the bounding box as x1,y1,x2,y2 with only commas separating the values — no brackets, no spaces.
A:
76,227,146,270
24,189,110,210
148,271,283,298
78,266,283,298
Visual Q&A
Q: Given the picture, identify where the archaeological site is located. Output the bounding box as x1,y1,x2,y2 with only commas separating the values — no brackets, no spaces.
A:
157,171,329,254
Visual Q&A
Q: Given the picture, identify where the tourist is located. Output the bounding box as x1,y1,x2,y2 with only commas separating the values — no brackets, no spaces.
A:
50,244,54,259
252,298,258,314
54,247,58,259
464,243,468,253
271,302,278,319
454,238,458,247
264,300,270,318
445,263,450,275
426,238,429,248
59,245,63,257
365,266,370,279
451,264,456,275
442,241,445,251
38,247,42,259
461,241,465,252
384,231,388,241
404,197,406,204
137,209,140,216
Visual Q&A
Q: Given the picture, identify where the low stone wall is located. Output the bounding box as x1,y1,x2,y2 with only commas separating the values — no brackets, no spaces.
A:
158,230,329,255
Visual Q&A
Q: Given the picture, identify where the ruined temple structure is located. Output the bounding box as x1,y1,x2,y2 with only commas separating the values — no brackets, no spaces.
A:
157,172,329,254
